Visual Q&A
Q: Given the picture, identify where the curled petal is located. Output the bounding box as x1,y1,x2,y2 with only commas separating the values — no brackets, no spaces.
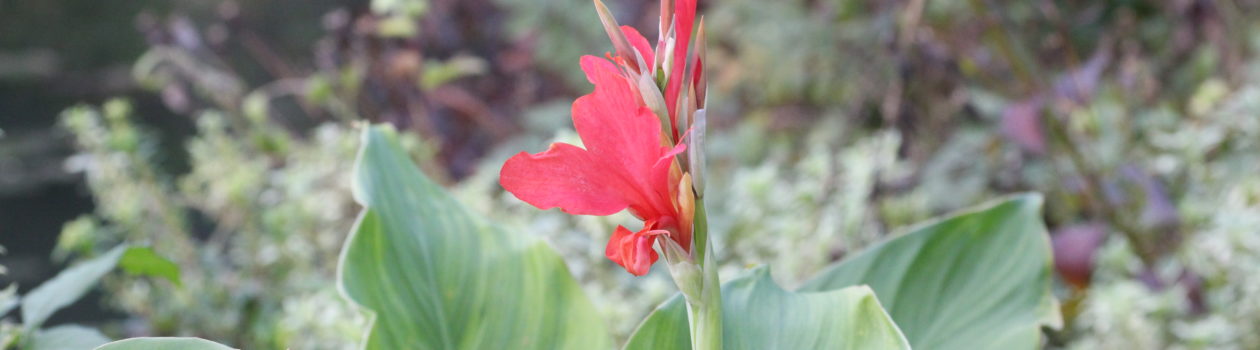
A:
605,225,664,276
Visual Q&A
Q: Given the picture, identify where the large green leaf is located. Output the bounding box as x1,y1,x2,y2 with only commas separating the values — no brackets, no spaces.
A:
20,245,177,330
623,267,910,350
27,325,111,350
798,194,1061,350
94,337,236,350
338,125,609,350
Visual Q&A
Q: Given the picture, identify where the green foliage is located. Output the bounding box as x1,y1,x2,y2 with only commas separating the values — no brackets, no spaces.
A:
420,56,487,91
450,114,910,343
622,195,1057,350
704,0,891,106
118,248,181,286
372,1,425,37
31,0,1260,349
799,195,1060,350
624,267,909,350
453,130,680,342
1066,69,1260,349
60,102,378,349
95,338,235,350
706,117,902,284
339,125,609,349
21,245,173,331
26,325,111,350
0,244,174,350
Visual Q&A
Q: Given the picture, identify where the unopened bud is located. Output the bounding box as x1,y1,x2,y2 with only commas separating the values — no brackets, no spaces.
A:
693,18,707,108
637,73,671,139
593,0,639,72
661,37,676,85
677,173,695,236
688,109,706,196
661,237,703,302
659,0,674,43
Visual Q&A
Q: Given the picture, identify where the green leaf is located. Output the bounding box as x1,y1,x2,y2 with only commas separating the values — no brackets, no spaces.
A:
20,245,128,329
119,247,181,286
27,325,111,350
20,245,181,329
337,125,610,350
94,337,236,350
624,266,909,350
798,194,1061,350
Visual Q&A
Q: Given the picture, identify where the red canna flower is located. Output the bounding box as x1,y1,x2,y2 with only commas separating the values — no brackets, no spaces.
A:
501,0,706,276
499,56,693,276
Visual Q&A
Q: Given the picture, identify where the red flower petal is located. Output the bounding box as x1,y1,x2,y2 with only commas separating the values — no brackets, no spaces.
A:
580,55,620,85
500,143,628,215
605,225,663,276
620,25,655,71
574,56,676,216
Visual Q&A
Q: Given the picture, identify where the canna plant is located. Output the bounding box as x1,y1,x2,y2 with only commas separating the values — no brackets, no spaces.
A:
97,0,1060,349
497,0,722,347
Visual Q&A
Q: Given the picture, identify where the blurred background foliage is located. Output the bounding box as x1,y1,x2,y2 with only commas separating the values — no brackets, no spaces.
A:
2,0,1259,348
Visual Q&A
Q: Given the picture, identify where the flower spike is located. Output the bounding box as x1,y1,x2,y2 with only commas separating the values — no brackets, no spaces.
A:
664,0,697,139
503,0,706,278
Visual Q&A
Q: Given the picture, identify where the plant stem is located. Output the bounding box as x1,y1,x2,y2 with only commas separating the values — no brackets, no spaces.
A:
686,274,722,350
693,200,709,267
685,200,722,350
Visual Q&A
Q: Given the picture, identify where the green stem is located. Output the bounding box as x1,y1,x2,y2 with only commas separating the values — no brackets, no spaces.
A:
693,200,709,267
686,200,721,350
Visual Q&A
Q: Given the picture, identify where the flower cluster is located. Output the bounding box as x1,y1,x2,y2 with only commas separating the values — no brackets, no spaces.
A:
500,0,707,276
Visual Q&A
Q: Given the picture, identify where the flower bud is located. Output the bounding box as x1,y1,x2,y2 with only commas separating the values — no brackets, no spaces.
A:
661,237,703,302
637,72,671,140
593,0,640,72
692,18,707,108
688,109,706,195
677,173,696,235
